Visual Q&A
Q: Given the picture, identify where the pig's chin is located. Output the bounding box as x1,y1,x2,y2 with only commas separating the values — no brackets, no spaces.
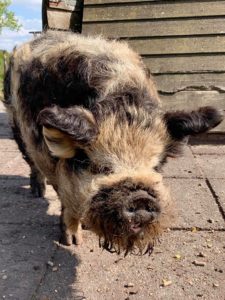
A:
85,214,162,256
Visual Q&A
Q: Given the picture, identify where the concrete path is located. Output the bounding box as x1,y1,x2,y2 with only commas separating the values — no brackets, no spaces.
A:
0,101,224,300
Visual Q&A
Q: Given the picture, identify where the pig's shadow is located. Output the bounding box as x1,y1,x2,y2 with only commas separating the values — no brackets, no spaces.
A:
0,174,84,300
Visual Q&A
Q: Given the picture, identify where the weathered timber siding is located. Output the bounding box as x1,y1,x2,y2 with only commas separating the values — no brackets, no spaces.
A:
82,0,225,132
42,0,83,32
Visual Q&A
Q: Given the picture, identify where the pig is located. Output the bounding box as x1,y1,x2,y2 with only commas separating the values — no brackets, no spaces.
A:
3,31,223,255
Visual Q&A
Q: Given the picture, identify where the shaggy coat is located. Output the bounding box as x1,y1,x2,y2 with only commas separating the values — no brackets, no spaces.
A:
4,31,223,255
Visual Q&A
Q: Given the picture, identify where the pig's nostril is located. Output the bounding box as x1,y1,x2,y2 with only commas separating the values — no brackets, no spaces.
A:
146,205,158,213
135,206,160,223
128,206,135,213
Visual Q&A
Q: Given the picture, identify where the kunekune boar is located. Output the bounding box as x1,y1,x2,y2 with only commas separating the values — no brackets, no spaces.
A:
4,31,223,255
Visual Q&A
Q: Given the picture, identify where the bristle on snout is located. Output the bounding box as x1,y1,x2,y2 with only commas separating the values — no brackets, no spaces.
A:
85,178,166,255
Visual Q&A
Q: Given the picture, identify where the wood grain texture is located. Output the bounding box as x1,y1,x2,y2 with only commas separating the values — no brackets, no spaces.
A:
47,8,80,30
160,91,225,131
85,0,156,4
49,0,81,11
82,0,225,132
161,91,225,110
155,73,225,93
82,18,225,38
128,36,225,55
83,1,225,22
143,55,225,74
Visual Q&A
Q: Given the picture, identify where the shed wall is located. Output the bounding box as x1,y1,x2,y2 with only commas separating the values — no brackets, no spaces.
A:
82,0,225,132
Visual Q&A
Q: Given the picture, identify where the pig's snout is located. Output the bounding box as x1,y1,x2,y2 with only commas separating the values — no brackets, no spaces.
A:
123,191,161,235
86,180,165,254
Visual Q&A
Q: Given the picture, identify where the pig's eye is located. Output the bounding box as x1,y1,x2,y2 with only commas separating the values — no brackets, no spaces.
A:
90,164,113,175
67,149,90,172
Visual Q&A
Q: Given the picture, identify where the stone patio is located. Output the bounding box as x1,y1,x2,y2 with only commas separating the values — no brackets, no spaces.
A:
0,101,224,300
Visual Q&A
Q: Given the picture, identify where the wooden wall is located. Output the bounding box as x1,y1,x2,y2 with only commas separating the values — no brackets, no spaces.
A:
82,0,225,132
42,0,83,32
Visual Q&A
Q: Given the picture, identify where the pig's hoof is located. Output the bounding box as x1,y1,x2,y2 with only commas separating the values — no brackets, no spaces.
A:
60,231,73,246
60,231,83,246
30,177,46,198
74,231,83,246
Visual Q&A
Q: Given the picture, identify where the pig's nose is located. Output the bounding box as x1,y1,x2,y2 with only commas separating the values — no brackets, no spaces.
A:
131,190,155,202
132,191,160,215
134,207,159,224
128,205,160,235
124,191,161,234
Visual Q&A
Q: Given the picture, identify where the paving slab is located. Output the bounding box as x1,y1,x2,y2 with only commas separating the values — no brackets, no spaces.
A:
0,173,61,299
1,100,225,300
0,103,12,138
195,155,225,179
0,106,12,138
0,224,60,300
162,147,202,178
35,245,81,300
0,140,19,151
191,145,225,155
0,151,23,168
208,179,225,216
1,155,30,176
166,178,224,229
0,188,60,226
74,230,225,300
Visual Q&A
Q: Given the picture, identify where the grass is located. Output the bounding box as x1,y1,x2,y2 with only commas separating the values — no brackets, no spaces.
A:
0,50,9,100
0,51,4,97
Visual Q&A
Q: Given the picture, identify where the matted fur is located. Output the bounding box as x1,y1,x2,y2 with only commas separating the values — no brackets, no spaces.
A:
4,31,223,255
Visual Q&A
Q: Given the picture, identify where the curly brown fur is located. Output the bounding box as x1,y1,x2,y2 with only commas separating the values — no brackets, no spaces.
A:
164,106,224,141
3,31,223,256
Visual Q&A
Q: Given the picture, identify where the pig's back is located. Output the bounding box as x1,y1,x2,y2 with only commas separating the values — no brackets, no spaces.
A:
5,31,159,122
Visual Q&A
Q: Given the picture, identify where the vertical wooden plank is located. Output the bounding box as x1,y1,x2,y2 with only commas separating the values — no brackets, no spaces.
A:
42,0,83,32
42,0,49,30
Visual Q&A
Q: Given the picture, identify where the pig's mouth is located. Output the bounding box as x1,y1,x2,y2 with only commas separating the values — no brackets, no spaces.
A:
95,217,160,256
129,222,143,235
98,228,156,257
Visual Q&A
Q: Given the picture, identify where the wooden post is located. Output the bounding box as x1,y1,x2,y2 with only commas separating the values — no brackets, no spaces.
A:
42,0,49,31
42,0,84,32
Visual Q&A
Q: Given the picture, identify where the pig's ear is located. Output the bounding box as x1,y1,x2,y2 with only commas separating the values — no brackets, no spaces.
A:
37,105,99,158
164,106,224,156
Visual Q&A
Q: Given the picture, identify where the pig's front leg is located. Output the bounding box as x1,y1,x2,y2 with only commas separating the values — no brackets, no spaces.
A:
30,166,46,198
60,207,83,246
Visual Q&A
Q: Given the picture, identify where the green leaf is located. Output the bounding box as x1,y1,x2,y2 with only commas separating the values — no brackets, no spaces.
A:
0,0,21,33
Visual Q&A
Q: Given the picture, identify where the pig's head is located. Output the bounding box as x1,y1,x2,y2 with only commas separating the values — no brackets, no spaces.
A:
38,104,223,255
